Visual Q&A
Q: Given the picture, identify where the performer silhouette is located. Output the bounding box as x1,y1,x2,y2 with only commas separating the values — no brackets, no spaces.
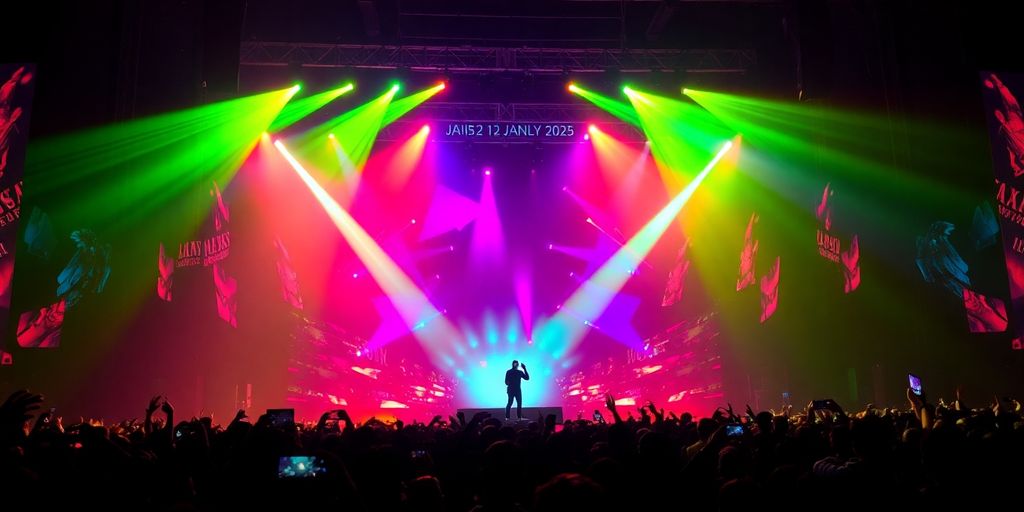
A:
504,360,529,420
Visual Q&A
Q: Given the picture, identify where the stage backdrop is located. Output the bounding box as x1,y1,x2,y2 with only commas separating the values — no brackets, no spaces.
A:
0,65,35,363
982,72,1024,350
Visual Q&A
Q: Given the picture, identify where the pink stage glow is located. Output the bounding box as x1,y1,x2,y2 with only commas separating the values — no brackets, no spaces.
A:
274,140,464,360
469,170,505,263
419,185,480,241
514,266,533,340
536,140,736,356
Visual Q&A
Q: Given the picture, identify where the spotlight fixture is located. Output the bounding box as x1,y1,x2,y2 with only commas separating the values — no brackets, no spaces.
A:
567,82,579,93
587,124,598,133
328,133,335,139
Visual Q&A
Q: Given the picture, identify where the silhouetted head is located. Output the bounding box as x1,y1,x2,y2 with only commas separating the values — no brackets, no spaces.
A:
534,473,605,512
512,360,519,369
697,418,717,441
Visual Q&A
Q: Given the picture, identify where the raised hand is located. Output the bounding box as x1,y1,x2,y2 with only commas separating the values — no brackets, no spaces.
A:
146,395,163,416
160,399,174,416
638,406,651,424
605,394,617,413
604,394,623,423
316,411,332,430
0,390,44,430
31,411,52,436
906,388,926,415
825,399,845,417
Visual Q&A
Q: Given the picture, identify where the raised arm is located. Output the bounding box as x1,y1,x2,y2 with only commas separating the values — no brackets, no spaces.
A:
521,364,529,380
604,394,623,424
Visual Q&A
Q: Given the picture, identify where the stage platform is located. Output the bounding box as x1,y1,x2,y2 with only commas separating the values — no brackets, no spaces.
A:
457,406,563,423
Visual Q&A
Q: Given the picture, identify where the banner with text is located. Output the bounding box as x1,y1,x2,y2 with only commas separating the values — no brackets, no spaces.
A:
0,64,34,363
982,71,1024,349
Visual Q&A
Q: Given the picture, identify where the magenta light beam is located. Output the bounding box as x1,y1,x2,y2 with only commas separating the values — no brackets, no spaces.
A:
274,140,464,359
469,170,505,264
535,139,735,357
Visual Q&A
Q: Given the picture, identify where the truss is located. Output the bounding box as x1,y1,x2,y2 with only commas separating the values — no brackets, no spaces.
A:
240,42,754,74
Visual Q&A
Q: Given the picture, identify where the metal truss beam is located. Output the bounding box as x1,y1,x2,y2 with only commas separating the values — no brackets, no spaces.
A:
240,42,754,74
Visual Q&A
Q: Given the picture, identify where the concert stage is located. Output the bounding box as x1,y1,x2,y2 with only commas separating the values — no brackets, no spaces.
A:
5,0,1023,425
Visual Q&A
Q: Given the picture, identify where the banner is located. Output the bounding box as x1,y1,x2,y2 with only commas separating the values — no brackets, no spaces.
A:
156,180,237,327
814,182,861,293
981,71,1024,349
0,64,35,363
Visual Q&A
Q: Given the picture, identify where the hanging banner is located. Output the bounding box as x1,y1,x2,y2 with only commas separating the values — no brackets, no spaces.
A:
0,64,35,362
981,71,1024,350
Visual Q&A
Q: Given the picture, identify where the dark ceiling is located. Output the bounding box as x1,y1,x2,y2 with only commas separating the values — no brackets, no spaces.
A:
240,0,788,49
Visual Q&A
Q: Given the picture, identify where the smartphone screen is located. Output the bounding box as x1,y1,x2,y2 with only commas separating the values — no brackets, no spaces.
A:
908,374,922,396
267,408,295,427
277,456,326,478
725,424,744,437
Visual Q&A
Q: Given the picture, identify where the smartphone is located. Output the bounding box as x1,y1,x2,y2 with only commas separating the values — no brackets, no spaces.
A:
812,399,830,410
908,374,922,396
44,407,56,423
725,424,744,438
411,450,428,459
593,410,605,423
277,456,327,479
267,408,295,428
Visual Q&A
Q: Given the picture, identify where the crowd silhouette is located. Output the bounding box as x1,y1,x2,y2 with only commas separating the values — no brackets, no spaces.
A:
1,387,1022,510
